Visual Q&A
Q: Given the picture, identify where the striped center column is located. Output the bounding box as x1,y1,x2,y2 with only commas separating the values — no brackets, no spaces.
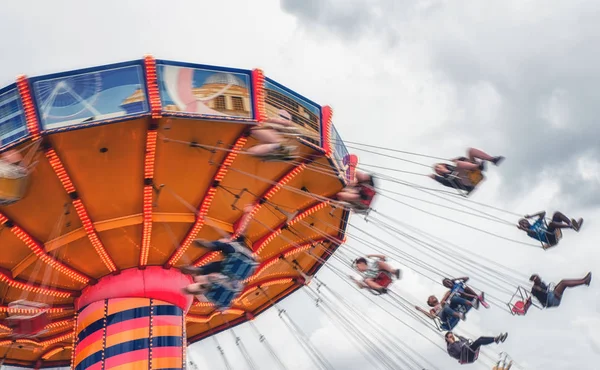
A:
74,298,185,370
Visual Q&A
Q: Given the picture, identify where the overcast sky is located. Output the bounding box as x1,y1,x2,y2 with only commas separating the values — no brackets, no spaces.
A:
2,0,600,369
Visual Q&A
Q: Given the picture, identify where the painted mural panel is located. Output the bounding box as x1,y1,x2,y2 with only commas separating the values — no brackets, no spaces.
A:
158,63,252,120
31,64,148,131
264,79,321,146
331,124,350,174
0,87,28,147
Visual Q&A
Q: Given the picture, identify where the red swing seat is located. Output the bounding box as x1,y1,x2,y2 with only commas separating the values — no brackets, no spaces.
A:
373,271,393,289
4,300,50,337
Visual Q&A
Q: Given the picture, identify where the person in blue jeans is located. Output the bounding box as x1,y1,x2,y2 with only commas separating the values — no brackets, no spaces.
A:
529,272,591,308
415,291,478,322
181,205,257,296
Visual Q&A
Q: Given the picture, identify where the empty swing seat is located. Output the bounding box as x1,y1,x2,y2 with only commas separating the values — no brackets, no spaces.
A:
0,162,29,205
4,300,49,337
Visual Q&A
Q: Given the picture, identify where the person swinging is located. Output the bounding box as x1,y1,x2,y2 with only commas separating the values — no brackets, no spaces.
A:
430,148,504,195
336,171,376,213
181,205,258,307
442,277,489,309
528,272,591,309
445,331,508,364
517,211,583,249
247,109,298,161
415,290,478,330
349,254,401,294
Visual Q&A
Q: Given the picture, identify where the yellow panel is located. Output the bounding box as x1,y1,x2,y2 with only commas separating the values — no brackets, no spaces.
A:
153,119,243,214
152,325,182,338
108,359,149,370
0,159,83,243
105,327,150,348
152,357,182,369
147,222,191,266
49,119,148,221
107,298,150,315
0,230,35,271
98,224,142,271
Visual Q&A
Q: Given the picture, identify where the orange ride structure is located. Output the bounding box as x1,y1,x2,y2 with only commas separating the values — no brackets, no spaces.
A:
0,56,353,369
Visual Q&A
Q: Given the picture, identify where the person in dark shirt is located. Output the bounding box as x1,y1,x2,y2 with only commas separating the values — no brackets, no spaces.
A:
442,277,489,308
181,204,257,295
529,272,591,308
430,148,504,193
445,331,507,364
518,211,583,249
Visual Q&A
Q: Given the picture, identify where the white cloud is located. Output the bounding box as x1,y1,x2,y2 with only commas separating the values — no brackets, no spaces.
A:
2,0,600,369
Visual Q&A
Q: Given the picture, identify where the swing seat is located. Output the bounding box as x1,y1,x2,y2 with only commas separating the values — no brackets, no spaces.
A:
4,300,49,337
446,171,484,197
466,169,484,185
203,279,241,309
436,293,473,331
0,162,29,205
221,252,259,281
507,287,536,315
373,271,393,290
458,348,479,364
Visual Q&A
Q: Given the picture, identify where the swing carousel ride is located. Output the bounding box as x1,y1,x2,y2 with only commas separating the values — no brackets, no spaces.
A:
0,57,352,368
0,56,590,370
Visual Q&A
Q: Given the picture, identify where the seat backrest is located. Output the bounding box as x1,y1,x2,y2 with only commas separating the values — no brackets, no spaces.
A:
511,300,527,315
373,271,393,288
221,253,258,281
205,281,239,308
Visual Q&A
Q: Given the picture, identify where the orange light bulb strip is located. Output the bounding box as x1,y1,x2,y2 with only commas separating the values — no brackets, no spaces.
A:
253,201,329,254
251,69,267,122
249,240,323,281
144,56,162,118
41,331,73,347
321,105,333,157
192,251,220,268
232,163,307,239
140,186,154,266
0,270,72,298
43,319,72,331
140,128,158,267
45,149,117,273
0,212,90,284
166,136,248,267
15,76,41,140
0,306,68,314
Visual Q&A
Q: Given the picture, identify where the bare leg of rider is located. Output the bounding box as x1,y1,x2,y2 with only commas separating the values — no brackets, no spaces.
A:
376,261,401,278
364,278,385,292
247,128,284,156
553,272,592,299
467,148,503,165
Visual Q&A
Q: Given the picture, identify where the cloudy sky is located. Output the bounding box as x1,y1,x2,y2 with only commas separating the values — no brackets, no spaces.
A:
2,0,600,369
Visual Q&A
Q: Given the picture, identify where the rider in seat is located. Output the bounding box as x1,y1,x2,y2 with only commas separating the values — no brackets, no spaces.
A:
518,211,583,249
442,277,489,308
336,171,376,212
415,290,477,327
529,272,591,308
181,205,258,304
0,149,30,205
445,331,508,365
350,254,401,294
247,109,298,161
430,148,504,194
